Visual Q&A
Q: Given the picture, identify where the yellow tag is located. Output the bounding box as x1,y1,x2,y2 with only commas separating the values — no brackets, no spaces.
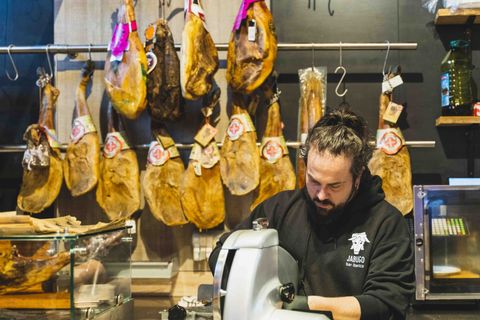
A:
383,102,404,124
194,123,218,147
154,131,176,149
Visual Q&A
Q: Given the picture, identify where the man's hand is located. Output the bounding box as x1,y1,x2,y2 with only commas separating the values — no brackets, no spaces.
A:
283,295,310,311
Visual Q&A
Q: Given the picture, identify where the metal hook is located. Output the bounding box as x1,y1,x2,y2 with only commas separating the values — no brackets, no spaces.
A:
88,44,92,61
328,0,334,16
335,42,348,97
382,40,391,78
5,45,19,81
45,44,54,78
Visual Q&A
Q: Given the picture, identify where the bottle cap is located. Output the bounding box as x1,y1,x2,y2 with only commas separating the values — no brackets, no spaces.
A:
450,40,470,49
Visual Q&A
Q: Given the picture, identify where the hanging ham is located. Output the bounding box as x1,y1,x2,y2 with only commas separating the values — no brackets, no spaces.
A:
220,93,260,195
63,60,100,197
180,0,219,100
104,0,147,119
227,0,277,94
251,84,296,210
180,89,224,229
96,104,141,220
144,19,182,121
297,67,325,188
17,68,63,214
142,122,188,226
368,71,413,215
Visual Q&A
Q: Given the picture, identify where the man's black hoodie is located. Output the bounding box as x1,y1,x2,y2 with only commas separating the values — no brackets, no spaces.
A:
209,170,415,319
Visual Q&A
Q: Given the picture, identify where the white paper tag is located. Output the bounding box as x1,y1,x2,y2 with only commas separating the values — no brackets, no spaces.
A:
248,19,257,42
126,219,136,234
382,75,403,93
300,133,308,145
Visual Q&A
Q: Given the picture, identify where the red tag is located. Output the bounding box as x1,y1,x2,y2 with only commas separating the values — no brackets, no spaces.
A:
104,134,123,158
261,140,283,163
227,118,245,141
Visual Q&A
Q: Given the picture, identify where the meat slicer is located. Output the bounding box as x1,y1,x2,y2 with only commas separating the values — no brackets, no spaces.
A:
212,218,330,320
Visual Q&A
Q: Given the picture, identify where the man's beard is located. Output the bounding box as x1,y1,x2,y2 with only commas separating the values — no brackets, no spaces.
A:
312,184,358,217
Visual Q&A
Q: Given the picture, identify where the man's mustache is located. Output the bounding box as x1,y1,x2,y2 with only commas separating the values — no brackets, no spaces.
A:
314,199,334,206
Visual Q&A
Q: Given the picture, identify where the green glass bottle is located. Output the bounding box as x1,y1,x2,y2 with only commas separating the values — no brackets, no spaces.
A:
441,40,472,116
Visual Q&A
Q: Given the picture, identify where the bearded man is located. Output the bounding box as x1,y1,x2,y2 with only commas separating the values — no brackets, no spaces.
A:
209,109,414,320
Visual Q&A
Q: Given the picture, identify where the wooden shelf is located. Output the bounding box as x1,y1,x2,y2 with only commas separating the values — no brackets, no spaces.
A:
436,116,480,126
435,8,480,25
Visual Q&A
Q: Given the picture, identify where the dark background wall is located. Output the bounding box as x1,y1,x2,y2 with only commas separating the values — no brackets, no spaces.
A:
0,1,53,211
0,0,479,212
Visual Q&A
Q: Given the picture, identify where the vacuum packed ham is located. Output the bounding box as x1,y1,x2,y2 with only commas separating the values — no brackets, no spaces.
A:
180,89,224,229
96,104,141,220
104,0,147,119
180,0,219,100
227,0,277,94
143,122,188,226
297,67,325,188
220,93,260,196
251,84,296,210
17,68,63,213
368,70,413,215
145,19,182,121
63,61,100,197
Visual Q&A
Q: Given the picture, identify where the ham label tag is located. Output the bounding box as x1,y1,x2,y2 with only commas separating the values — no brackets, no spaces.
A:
190,142,220,170
382,75,403,94
185,0,206,21
376,128,405,155
108,20,137,62
248,19,257,42
148,140,180,166
227,113,255,141
71,115,97,143
147,141,171,166
194,123,218,147
233,0,264,31
260,136,289,163
103,131,130,158
383,102,404,124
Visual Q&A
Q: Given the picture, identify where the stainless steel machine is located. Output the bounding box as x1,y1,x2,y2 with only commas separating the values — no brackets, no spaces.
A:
212,219,329,320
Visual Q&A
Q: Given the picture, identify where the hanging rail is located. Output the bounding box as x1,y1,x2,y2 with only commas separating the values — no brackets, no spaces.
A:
0,140,435,153
0,42,417,54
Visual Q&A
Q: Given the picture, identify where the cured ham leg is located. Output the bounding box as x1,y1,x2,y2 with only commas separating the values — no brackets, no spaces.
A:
17,68,63,213
63,60,100,197
368,71,413,215
143,122,188,226
220,93,260,195
251,84,295,210
104,0,147,119
297,67,325,188
0,241,70,294
227,0,277,94
180,89,224,229
145,19,182,121
180,0,219,100
96,104,141,220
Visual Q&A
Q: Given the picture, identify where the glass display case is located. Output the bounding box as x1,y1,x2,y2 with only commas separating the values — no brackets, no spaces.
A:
414,185,480,300
0,226,133,319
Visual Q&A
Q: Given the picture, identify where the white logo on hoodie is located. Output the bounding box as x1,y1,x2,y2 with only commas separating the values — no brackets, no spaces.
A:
348,232,370,254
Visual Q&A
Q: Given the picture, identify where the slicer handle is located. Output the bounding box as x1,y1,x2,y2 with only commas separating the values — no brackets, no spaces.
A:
279,282,296,303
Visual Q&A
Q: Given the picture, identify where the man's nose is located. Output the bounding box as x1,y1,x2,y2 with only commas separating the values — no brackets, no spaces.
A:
316,187,329,201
